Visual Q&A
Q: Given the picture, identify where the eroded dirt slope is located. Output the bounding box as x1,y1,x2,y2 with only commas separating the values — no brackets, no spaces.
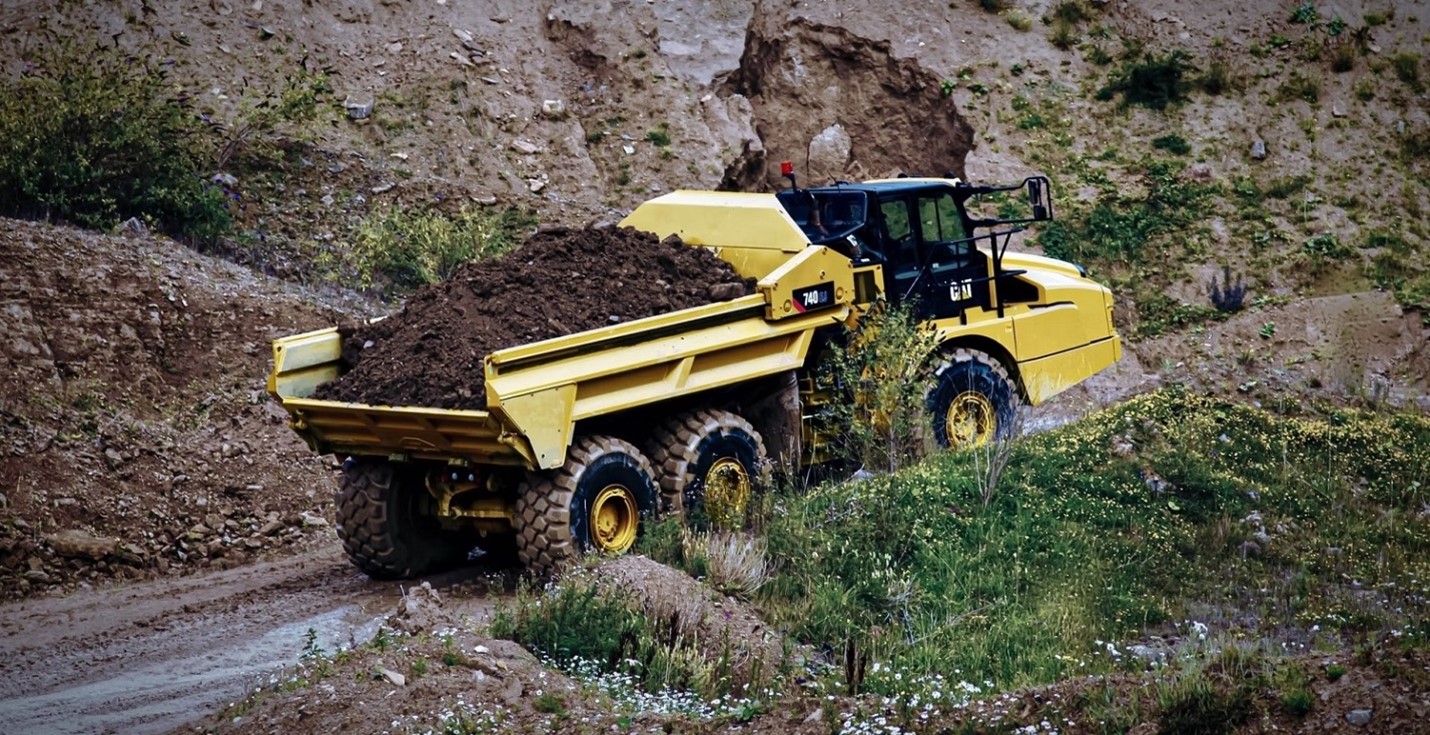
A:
0,219,375,599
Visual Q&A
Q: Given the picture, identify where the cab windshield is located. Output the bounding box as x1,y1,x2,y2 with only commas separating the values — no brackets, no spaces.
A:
776,190,870,244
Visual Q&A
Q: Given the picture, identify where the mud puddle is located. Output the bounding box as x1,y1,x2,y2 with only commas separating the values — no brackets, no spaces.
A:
0,546,506,735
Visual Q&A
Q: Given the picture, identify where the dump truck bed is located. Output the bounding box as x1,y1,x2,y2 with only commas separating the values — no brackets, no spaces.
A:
269,245,855,471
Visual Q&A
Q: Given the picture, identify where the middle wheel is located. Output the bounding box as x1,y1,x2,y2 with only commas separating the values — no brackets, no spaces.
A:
648,409,767,530
514,435,657,573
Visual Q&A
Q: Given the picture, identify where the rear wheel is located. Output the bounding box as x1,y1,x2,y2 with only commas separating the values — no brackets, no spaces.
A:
926,348,1021,449
515,436,657,574
647,409,766,530
334,458,475,579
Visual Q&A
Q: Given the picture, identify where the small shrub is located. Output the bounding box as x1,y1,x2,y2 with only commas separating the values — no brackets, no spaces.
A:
1265,174,1311,199
1281,688,1314,716
1277,72,1322,103
1048,20,1079,50
0,44,230,243
1197,57,1236,95
1289,1,1320,25
533,692,565,714
1330,42,1357,72
645,124,672,146
1392,52,1423,92
1006,9,1034,31
702,532,770,600
1207,266,1247,313
1325,663,1346,681
1018,111,1047,130
978,0,1013,11
1085,45,1114,65
1303,233,1351,260
819,300,940,473
1364,12,1387,26
1049,0,1094,25
1098,52,1194,110
1157,679,1253,735
351,206,532,295
1153,134,1191,155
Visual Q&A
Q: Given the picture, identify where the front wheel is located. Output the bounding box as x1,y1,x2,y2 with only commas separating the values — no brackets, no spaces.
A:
514,436,658,574
925,348,1022,449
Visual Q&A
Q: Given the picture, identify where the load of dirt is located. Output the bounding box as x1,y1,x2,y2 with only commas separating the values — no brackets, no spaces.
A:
314,226,754,410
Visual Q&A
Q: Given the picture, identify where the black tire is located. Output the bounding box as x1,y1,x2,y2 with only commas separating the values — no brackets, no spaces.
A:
925,348,1022,449
334,458,475,580
514,436,657,574
647,409,766,529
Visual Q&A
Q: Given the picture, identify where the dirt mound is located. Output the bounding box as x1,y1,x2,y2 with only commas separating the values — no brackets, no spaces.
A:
0,219,366,600
314,226,754,410
723,12,975,189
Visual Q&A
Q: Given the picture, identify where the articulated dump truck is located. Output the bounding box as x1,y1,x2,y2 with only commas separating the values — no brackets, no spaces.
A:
268,174,1122,578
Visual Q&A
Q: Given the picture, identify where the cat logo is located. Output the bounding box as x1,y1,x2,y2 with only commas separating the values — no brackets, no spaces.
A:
949,280,973,302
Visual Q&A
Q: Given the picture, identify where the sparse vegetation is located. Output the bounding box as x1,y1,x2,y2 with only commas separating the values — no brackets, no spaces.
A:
1097,52,1195,110
0,44,231,243
350,206,534,296
1392,52,1423,92
1153,134,1191,155
1277,72,1322,103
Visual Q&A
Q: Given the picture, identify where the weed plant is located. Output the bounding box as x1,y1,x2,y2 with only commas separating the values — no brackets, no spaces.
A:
817,300,941,474
350,206,533,295
1097,52,1194,110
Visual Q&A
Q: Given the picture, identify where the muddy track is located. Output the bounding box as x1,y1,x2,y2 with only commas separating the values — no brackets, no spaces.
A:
0,546,501,735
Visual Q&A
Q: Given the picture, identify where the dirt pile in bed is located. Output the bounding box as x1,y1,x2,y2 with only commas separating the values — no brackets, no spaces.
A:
314,226,754,410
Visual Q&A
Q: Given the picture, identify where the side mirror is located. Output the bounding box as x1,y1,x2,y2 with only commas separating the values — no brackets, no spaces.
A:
1028,178,1050,221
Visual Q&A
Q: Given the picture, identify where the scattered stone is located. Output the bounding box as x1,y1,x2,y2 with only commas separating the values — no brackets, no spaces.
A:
212,172,239,187
1250,137,1267,160
119,217,149,238
23,570,51,583
1332,103,1346,118
527,178,546,193
541,99,567,119
471,194,498,206
298,511,329,528
622,144,636,155
499,674,523,703
0,492,7,508
380,667,406,686
27,556,44,572
389,581,445,634
1346,709,1373,726
480,76,500,85
258,519,285,536
510,139,541,155
344,98,374,120
371,182,396,194
804,708,824,725
386,41,403,54
449,51,474,68
47,529,117,560
452,28,474,43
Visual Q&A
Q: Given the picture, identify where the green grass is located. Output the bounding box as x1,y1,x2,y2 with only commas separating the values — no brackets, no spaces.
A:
350,206,534,296
751,390,1430,694
1036,160,1216,268
1097,52,1194,110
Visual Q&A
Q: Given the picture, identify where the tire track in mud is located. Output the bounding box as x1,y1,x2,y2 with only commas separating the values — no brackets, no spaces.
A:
0,546,469,735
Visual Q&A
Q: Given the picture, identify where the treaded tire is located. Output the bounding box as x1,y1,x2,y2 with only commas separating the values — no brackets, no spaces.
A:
334,458,470,580
515,436,657,574
926,348,1022,449
647,409,767,527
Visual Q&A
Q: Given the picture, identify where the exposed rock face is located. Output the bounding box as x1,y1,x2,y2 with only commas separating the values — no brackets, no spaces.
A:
723,10,975,189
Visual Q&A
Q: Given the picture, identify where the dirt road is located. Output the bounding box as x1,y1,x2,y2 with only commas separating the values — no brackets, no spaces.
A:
0,546,500,735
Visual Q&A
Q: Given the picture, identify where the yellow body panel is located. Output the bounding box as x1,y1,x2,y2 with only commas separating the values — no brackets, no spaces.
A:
620,190,810,280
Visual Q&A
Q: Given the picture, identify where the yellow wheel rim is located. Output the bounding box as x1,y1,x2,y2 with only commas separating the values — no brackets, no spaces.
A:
703,457,751,531
946,391,996,448
590,485,640,553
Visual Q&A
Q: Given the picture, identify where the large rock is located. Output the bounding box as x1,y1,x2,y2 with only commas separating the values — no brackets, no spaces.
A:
46,529,117,560
807,124,852,182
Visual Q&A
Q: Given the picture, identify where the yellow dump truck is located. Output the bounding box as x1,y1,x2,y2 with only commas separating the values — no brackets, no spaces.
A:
269,174,1121,578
